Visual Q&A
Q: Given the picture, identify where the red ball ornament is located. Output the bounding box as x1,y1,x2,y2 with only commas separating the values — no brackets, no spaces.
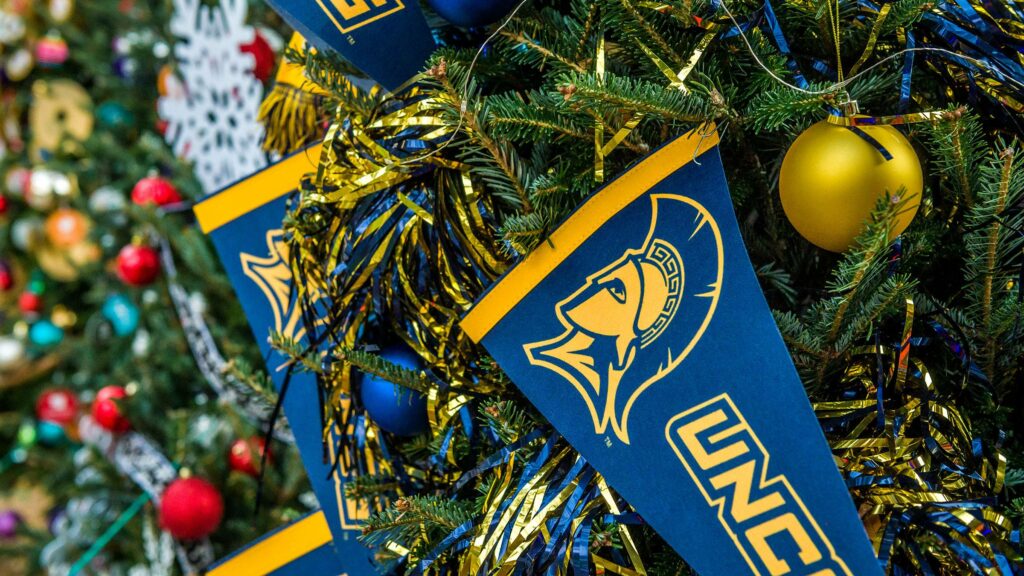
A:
228,437,270,477
0,195,8,215
240,32,275,83
91,385,130,432
159,477,224,540
0,261,13,292
116,245,160,286
36,388,78,426
131,176,181,207
18,291,42,314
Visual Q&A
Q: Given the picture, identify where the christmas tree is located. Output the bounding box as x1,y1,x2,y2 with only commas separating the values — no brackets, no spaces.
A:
265,0,1024,573
1,0,1022,573
0,1,311,574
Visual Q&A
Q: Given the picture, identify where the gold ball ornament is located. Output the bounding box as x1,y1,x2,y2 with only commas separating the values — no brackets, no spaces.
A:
29,79,94,162
36,241,100,282
779,120,923,252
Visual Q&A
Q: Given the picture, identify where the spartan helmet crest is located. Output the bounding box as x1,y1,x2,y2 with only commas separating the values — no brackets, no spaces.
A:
524,193,724,444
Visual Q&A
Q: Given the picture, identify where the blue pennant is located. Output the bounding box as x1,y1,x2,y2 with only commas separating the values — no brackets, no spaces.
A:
461,127,883,576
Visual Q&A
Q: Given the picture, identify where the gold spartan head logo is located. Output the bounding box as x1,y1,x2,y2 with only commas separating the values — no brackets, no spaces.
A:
524,194,724,444
317,0,406,34
240,229,309,342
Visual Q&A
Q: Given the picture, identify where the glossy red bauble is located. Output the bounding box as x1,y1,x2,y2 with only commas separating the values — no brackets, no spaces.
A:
227,437,270,477
91,385,130,432
0,195,8,215
116,245,160,286
131,176,181,207
18,291,42,314
159,477,224,540
36,388,78,426
0,261,13,292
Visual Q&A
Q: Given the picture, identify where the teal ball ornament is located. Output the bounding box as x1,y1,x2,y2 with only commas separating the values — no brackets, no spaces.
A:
29,320,63,348
36,421,66,447
358,345,429,436
102,294,139,336
96,101,135,132
427,0,519,27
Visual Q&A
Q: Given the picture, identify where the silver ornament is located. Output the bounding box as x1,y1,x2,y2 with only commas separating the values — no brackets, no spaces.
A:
89,186,126,213
0,336,26,370
27,169,58,209
0,11,26,44
132,329,151,357
11,216,42,250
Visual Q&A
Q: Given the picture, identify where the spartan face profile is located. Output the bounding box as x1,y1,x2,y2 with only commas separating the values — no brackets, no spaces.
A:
524,194,724,444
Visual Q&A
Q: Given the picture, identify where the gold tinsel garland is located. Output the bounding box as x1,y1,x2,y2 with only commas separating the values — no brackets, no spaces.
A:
259,36,1021,576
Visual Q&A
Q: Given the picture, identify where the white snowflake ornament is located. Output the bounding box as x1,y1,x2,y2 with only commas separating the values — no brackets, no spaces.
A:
158,0,267,194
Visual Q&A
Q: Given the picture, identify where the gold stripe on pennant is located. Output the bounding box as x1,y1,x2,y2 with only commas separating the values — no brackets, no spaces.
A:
194,143,323,233
460,125,719,342
207,511,333,576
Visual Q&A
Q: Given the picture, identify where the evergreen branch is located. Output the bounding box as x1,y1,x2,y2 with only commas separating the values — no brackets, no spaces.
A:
573,0,600,61
745,83,833,133
345,474,401,501
843,274,918,345
610,0,682,67
359,495,476,547
269,332,323,374
480,400,537,445
981,148,1015,381
291,46,378,117
807,193,916,386
499,30,587,72
487,91,593,142
220,358,279,406
333,346,434,395
560,71,714,124
756,262,798,306
923,109,983,206
428,60,534,212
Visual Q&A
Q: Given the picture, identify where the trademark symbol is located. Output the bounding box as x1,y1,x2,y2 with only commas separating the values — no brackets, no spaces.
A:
605,436,613,447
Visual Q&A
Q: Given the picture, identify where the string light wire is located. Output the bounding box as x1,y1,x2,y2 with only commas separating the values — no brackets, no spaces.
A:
399,0,1024,166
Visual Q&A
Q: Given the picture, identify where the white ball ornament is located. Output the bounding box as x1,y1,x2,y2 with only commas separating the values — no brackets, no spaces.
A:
88,186,126,213
0,336,26,370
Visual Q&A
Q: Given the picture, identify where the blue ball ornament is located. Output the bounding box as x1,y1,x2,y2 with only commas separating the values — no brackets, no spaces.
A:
358,345,429,436
36,421,66,447
427,0,519,27
102,293,140,336
29,320,64,348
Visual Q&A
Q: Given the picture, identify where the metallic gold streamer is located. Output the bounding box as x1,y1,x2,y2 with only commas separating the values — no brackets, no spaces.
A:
825,110,950,126
813,300,1021,573
258,33,329,155
594,27,718,181
848,3,892,77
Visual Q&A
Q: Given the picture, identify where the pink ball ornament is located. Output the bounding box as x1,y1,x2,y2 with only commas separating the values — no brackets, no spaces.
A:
35,33,69,67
